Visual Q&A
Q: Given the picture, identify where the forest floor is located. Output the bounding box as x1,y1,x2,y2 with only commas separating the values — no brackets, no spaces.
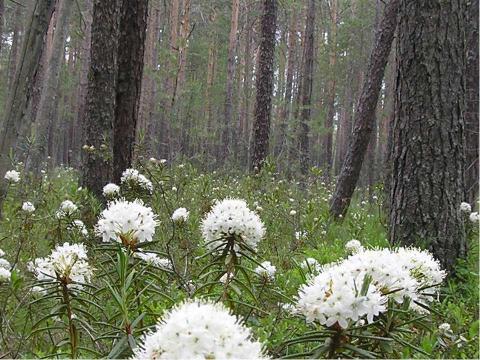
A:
0,162,478,358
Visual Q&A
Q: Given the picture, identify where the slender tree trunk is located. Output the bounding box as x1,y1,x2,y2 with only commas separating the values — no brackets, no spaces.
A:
7,5,23,89
28,0,73,173
74,0,93,167
278,7,297,162
298,0,315,175
465,0,479,205
389,0,466,272
0,0,4,54
323,0,337,177
204,8,217,160
222,0,240,157
112,0,148,183
81,0,119,197
0,0,55,211
329,0,400,218
251,0,277,171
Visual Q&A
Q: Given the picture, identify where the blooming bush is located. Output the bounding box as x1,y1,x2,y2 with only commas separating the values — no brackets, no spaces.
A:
0,163,476,359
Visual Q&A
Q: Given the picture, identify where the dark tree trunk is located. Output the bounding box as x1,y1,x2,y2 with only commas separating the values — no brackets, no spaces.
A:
298,0,315,175
250,0,277,171
112,0,149,183
388,0,466,272
81,0,119,197
329,0,399,218
0,0,55,209
465,0,479,206
7,5,23,89
28,0,73,174
0,0,4,54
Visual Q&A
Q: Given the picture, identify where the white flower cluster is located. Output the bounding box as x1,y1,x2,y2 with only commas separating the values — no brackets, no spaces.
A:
132,300,266,359
345,239,363,254
103,183,120,198
28,243,92,289
255,261,276,281
297,264,387,328
4,169,20,183
201,199,265,252
68,220,88,237
0,249,11,282
171,207,189,222
458,202,479,224
121,169,153,193
135,251,172,269
22,201,35,213
95,199,158,244
55,200,78,219
301,257,321,273
459,202,472,213
296,244,446,328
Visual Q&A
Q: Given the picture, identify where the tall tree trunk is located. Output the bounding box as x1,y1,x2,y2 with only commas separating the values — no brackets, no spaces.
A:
81,0,119,197
0,0,55,210
0,0,4,54
322,0,337,177
28,0,74,173
222,0,240,157
112,0,148,183
137,0,160,157
388,0,466,272
465,0,479,206
74,0,93,167
278,7,297,162
298,0,315,175
7,5,23,89
204,8,217,160
329,0,400,218
251,0,277,171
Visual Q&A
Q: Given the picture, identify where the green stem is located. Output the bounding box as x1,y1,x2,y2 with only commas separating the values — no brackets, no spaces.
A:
62,283,77,359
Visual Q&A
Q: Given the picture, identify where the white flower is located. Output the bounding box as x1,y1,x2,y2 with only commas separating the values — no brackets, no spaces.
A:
95,199,158,245
159,159,167,164
301,257,321,273
0,267,11,282
171,207,189,222
345,239,363,254
135,251,172,269
255,261,276,280
132,300,266,359
289,210,297,216
22,201,35,213
438,323,451,333
201,199,265,253
469,212,479,223
29,243,92,289
0,258,10,269
295,231,307,240
296,263,387,329
460,202,472,213
0,249,4,257
103,183,120,197
4,170,20,183
68,220,88,236
171,186,177,192
56,200,78,218
121,168,153,193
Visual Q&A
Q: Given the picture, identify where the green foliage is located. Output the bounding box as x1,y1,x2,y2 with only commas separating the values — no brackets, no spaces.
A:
0,162,477,358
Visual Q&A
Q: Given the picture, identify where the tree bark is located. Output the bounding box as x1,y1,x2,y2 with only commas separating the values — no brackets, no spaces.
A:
222,0,240,157
251,0,277,171
322,0,337,177
329,0,400,218
388,0,466,272
0,0,55,210
112,0,148,183
28,0,73,173
298,0,315,175
465,0,479,205
81,0,119,197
